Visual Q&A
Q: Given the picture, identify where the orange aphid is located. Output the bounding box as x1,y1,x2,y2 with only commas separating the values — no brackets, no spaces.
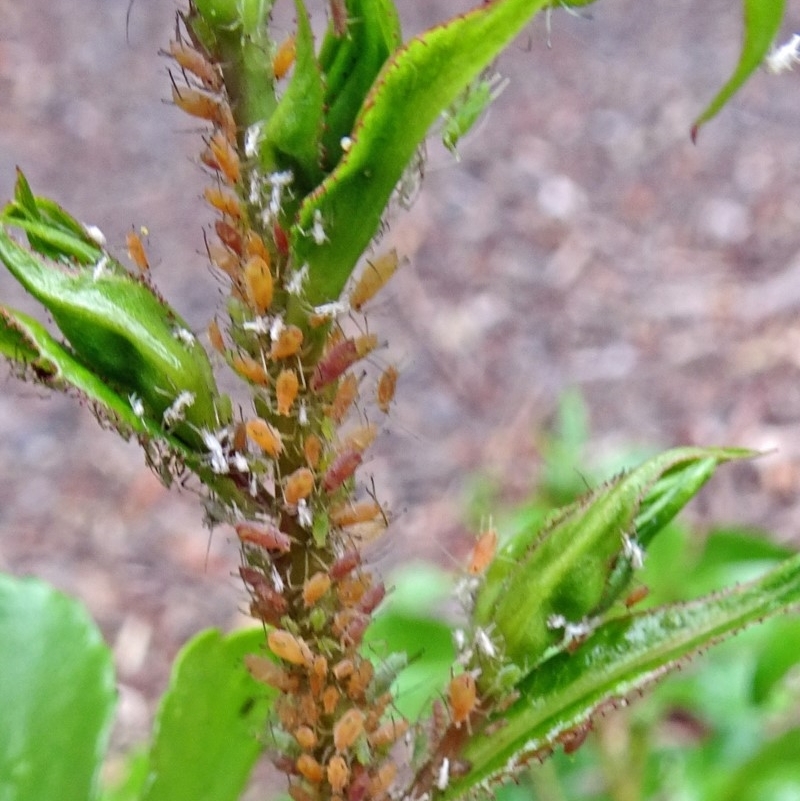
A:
323,449,362,493
368,718,409,749
287,785,316,801
215,219,243,255
327,755,350,793
171,84,223,122
369,762,398,799
376,365,398,414
126,229,150,272
448,673,477,727
208,319,225,353
294,725,317,751
322,685,341,716
245,230,270,260
284,467,315,505
333,659,355,680
350,249,399,311
336,573,370,606
268,629,313,667
303,435,323,469
245,418,284,457
624,585,650,608
346,659,373,701
204,186,241,219
328,374,359,423
468,528,498,575
207,241,239,280
303,571,332,607
341,424,377,453
272,34,297,80
311,339,359,391
296,754,325,784
235,520,292,552
276,368,300,415
244,654,298,691
330,500,382,528
168,40,221,91
207,130,241,184
333,708,365,752
559,723,591,755
271,325,304,360
243,255,274,313
310,655,328,696
231,353,270,385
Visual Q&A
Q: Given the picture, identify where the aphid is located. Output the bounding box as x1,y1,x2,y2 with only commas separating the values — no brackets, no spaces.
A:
206,131,241,184
328,374,360,423
334,708,365,752
311,336,377,391
341,612,370,649
298,691,321,728
168,39,222,91
276,368,300,415
231,353,270,385
327,755,350,793
624,585,650,608
558,722,591,755
243,255,274,314
323,449,362,493
207,319,226,353
441,72,507,156
272,34,297,79
330,548,361,581
350,249,399,311
303,435,323,469
376,365,398,414
207,241,240,280
333,659,355,680
330,500,382,528
369,762,397,799
284,467,315,505
268,629,313,667
245,418,284,457
368,718,410,750
204,186,242,219
330,0,348,36
346,659,374,701
236,520,292,553
296,754,325,784
273,222,290,255
448,673,477,727
271,325,304,360
126,229,150,272
287,784,316,801
341,424,377,453
244,230,270,260
171,84,225,124
322,685,341,716
356,582,385,615
244,654,299,691
468,528,498,575
336,573,370,606
215,219,243,255
294,725,317,751
303,571,332,607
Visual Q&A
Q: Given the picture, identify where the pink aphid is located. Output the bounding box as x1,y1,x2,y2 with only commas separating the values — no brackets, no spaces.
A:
235,521,292,553
323,448,362,493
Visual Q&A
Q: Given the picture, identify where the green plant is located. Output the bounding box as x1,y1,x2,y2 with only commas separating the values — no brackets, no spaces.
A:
1,2,799,800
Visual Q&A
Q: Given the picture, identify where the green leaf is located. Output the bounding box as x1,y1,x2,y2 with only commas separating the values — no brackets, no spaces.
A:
444,551,800,799
293,0,551,304
691,0,785,141
0,574,115,801
141,628,273,801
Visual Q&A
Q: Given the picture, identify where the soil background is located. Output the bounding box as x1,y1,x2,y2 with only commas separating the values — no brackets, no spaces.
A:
3,0,800,761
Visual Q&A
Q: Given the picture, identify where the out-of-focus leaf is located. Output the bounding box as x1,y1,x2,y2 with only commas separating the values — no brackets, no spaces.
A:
0,574,115,801
691,0,785,140
141,628,272,801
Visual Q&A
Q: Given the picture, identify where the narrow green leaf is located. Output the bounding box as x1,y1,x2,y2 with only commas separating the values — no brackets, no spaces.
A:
293,0,551,304
0,574,115,801
691,0,785,141
141,628,273,801
444,552,800,798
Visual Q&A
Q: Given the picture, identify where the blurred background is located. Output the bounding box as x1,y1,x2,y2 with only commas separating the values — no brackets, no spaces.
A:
2,0,800,752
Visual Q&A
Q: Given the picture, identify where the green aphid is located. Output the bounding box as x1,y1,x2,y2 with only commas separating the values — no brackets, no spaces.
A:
442,72,509,157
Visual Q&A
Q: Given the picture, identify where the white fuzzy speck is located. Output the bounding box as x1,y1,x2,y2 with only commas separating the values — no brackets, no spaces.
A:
201,429,229,474
163,391,195,427
92,255,109,281
766,33,800,74
84,224,107,247
311,209,327,245
622,532,645,570
173,327,196,346
297,499,313,528
129,393,145,418
286,264,309,295
340,136,353,152
436,759,450,791
475,627,497,658
244,122,264,158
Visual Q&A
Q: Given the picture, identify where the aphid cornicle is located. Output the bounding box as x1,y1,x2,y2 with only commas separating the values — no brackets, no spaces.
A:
126,229,150,272
350,249,399,311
